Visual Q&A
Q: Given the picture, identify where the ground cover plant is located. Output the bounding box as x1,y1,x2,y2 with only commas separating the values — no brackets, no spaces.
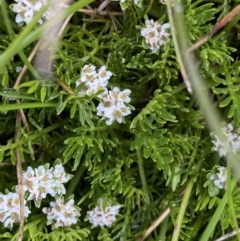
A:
1,0,240,240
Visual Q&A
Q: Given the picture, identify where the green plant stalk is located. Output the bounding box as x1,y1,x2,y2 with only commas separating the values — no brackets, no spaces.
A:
200,178,237,241
166,0,221,132
137,149,149,204
166,0,192,94
168,2,240,238
158,215,169,241
65,165,86,199
172,181,194,241
227,160,240,241
18,52,41,79
0,0,51,69
171,142,201,241
1,0,41,79
0,0,95,68
166,2,240,238
0,102,57,111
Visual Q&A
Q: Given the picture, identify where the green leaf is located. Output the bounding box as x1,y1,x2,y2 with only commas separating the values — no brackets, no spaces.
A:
208,183,219,197
228,104,236,118
27,82,39,94
219,96,232,107
40,86,47,102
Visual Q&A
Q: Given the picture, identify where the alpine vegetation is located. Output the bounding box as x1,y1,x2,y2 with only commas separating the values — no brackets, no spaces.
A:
1,0,240,240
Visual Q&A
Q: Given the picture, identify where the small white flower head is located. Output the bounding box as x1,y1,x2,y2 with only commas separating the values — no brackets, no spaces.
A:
96,88,131,125
210,167,227,189
212,135,229,157
76,65,112,95
141,19,170,53
0,192,31,229
109,87,131,103
81,65,97,79
98,66,113,84
42,197,80,229
11,0,55,25
19,164,71,202
212,123,240,156
86,199,121,228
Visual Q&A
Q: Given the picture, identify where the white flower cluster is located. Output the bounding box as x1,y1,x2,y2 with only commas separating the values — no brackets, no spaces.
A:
0,192,31,228
11,0,53,25
76,64,132,125
42,197,80,229
19,164,72,201
76,65,112,96
212,123,240,157
97,87,131,125
210,167,227,189
141,19,171,53
87,199,121,227
0,163,86,230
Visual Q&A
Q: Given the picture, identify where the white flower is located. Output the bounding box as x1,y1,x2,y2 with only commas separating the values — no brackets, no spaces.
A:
212,135,229,157
212,123,240,156
11,0,54,25
96,88,131,125
210,167,227,189
52,164,71,183
0,192,31,229
76,65,111,95
86,199,121,227
141,19,170,53
79,65,97,84
76,64,131,125
18,164,71,202
42,197,80,229
98,66,112,83
109,87,131,103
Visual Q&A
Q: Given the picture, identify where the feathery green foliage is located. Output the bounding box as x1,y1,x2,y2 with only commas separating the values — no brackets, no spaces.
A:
1,0,240,240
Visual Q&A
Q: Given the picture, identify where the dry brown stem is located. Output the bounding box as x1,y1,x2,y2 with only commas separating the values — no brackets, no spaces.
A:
15,112,24,241
138,207,170,241
188,4,240,52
